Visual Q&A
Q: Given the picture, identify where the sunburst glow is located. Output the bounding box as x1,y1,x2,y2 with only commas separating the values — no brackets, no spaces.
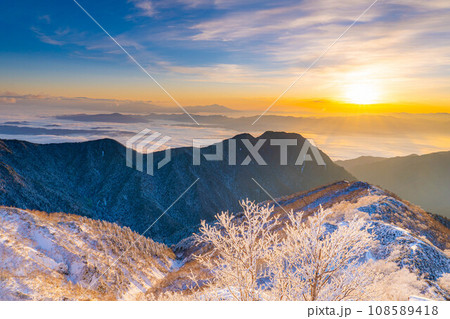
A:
344,83,379,105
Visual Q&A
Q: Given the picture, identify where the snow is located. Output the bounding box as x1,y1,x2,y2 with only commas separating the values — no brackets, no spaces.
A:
0,181,448,300
409,295,435,301
0,207,175,300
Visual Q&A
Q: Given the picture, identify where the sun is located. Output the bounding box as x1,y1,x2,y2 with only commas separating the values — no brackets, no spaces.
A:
344,83,379,105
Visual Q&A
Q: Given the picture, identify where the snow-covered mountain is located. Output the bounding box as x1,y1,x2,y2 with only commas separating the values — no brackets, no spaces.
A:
0,133,353,244
336,151,450,218
161,181,450,300
0,206,176,300
0,175,448,299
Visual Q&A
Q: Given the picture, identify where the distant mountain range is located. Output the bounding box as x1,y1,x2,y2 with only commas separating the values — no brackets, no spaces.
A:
335,156,388,170
53,104,238,124
0,131,352,244
336,151,450,218
185,104,238,113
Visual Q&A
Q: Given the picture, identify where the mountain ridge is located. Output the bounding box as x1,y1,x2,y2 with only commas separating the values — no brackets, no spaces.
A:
336,151,450,218
0,131,354,244
0,205,175,300
158,181,450,299
1,181,449,300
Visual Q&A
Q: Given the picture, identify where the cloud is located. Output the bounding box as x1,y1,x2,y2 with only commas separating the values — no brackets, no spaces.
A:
0,97,16,104
3,111,447,160
38,15,51,24
0,92,160,113
31,26,64,46
30,23,144,59
177,0,263,9
55,113,151,123
4,0,450,110
128,0,157,18
0,92,238,114
164,0,449,104
163,63,277,84
190,1,377,41
0,124,134,137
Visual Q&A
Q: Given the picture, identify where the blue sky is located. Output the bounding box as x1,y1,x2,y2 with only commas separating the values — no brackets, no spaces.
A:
1,0,299,78
1,0,450,112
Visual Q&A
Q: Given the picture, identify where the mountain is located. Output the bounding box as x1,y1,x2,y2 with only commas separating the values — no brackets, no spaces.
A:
160,181,450,300
185,104,238,113
0,206,175,300
336,151,450,218
55,112,149,123
335,156,387,170
0,131,353,244
54,105,238,124
1,181,449,300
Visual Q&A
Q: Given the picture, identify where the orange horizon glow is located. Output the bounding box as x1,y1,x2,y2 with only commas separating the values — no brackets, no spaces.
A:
2,88,450,115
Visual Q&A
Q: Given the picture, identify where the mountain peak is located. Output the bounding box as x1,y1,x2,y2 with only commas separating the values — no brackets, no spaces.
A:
258,131,306,140
230,132,255,140
185,104,237,113
229,131,307,141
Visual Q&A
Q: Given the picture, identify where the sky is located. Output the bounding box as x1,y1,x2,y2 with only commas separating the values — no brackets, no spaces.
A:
0,0,449,159
1,0,450,114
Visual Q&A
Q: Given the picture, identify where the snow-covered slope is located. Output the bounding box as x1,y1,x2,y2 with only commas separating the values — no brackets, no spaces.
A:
1,182,449,300
0,207,175,300
165,181,449,299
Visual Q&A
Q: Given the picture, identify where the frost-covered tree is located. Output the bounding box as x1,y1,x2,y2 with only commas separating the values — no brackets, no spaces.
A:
367,259,433,301
437,273,450,296
194,201,379,301
194,200,280,301
268,207,378,301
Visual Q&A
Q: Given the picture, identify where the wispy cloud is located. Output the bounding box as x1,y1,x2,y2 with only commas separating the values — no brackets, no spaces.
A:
190,1,377,41
31,26,65,46
0,92,160,113
175,0,450,103
38,15,51,24
30,23,147,65
128,0,157,18
0,97,16,104
161,62,287,85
